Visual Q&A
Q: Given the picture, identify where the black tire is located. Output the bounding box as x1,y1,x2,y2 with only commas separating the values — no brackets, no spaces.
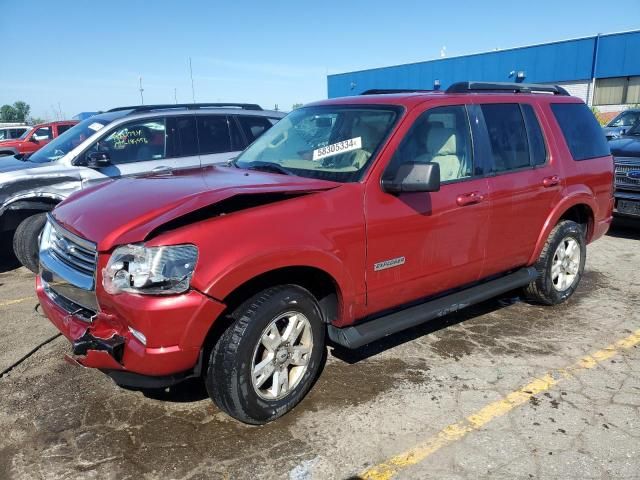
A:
206,285,325,424
524,220,586,305
13,213,47,273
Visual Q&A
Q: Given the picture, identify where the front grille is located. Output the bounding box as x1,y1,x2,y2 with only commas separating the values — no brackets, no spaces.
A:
49,222,97,276
615,158,640,191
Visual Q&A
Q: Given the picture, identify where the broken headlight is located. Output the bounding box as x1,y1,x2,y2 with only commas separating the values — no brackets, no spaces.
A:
102,244,198,295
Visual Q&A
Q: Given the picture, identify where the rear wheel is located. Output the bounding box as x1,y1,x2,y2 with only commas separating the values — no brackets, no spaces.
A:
13,213,47,273
205,285,325,424
524,220,586,305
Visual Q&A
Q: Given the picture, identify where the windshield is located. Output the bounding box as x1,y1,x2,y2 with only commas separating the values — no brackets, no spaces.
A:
28,118,109,163
235,106,400,182
608,111,640,128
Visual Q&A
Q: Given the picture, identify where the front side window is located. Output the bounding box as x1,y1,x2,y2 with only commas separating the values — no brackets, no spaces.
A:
387,105,474,182
235,106,399,183
481,103,530,172
551,103,610,161
90,119,167,164
33,126,53,141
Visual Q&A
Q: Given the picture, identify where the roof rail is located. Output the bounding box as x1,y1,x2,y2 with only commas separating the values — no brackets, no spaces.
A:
360,89,434,95
446,81,570,96
107,102,263,113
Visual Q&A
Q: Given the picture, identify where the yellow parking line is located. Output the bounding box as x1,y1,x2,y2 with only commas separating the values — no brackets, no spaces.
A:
360,329,640,480
0,297,33,308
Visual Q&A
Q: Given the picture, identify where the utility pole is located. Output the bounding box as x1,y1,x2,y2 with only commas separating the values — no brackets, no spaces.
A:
189,57,196,103
139,76,145,105
174,87,178,104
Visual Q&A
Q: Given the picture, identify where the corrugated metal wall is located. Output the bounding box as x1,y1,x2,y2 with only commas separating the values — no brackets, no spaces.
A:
327,30,640,99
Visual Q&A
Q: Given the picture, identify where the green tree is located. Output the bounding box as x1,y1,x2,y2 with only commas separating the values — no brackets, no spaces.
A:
0,104,18,122
13,101,30,122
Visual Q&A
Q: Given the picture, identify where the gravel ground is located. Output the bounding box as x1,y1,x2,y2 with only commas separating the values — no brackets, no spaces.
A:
0,220,638,480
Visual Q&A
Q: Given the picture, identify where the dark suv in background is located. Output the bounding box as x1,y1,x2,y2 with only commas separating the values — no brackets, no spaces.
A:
609,122,640,218
1,103,284,271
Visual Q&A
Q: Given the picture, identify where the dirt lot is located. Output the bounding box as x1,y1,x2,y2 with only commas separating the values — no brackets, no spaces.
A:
0,221,639,480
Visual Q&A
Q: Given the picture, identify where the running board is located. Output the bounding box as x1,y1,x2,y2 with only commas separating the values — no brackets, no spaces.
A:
328,267,537,349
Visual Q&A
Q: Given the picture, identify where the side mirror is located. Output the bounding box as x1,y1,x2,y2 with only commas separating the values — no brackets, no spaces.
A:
85,151,111,168
382,162,440,194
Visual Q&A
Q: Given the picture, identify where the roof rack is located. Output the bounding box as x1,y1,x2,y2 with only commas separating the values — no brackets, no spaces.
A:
360,89,434,95
446,81,570,96
107,102,263,113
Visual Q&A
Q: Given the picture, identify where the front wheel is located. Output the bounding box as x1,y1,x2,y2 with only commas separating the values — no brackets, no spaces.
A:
524,220,586,305
205,285,325,424
13,213,47,273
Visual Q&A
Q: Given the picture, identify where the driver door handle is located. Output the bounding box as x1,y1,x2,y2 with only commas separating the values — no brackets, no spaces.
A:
456,191,485,207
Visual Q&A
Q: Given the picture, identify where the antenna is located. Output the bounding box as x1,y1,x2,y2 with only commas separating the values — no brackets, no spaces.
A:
174,87,178,104
138,76,144,105
189,57,196,103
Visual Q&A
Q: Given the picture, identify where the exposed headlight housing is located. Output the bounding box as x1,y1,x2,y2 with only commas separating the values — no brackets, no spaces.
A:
102,244,198,295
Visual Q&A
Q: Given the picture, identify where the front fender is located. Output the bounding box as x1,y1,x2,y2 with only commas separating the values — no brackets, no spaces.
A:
197,247,358,322
527,188,597,265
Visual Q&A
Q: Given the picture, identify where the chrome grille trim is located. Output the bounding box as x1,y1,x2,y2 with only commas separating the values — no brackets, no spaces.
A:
614,158,640,191
40,215,99,312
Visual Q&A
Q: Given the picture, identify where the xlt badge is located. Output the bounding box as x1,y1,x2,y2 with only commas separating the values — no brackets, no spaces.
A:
374,256,406,271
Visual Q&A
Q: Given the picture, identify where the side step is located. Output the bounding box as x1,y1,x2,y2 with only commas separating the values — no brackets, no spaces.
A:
328,267,537,349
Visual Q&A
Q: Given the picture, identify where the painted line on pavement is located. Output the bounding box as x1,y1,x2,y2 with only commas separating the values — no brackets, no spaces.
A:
0,297,33,308
360,329,640,480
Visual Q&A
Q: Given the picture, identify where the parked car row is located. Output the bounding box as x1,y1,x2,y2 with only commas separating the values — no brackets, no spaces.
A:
0,121,78,157
0,125,32,141
1,103,284,271
28,82,614,424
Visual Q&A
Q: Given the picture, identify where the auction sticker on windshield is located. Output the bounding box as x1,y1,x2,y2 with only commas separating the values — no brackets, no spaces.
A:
88,122,104,132
312,137,362,161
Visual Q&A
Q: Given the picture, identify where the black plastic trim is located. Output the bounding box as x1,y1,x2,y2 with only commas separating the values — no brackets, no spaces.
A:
328,267,538,349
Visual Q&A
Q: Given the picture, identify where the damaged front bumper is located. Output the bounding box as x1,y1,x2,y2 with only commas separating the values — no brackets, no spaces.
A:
36,276,227,388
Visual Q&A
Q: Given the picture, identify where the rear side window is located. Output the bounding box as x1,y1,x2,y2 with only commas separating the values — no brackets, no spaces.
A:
551,103,610,160
197,115,231,154
237,116,273,144
57,124,73,135
481,104,530,172
521,104,547,166
168,115,198,157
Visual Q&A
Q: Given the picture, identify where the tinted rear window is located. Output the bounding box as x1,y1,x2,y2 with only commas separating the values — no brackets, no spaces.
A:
551,103,610,161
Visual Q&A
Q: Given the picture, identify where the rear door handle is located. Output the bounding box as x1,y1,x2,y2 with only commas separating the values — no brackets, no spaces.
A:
543,175,560,188
456,191,485,207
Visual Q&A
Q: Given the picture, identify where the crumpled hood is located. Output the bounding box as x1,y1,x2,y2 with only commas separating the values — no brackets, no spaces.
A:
53,166,339,251
609,137,640,157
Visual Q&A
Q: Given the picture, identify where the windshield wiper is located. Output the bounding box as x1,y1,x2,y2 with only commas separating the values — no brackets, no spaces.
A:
245,162,293,176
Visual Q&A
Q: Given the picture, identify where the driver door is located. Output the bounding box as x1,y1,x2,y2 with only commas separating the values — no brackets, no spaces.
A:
79,117,176,188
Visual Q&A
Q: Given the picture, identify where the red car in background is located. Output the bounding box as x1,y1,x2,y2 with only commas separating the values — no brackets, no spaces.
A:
0,120,78,158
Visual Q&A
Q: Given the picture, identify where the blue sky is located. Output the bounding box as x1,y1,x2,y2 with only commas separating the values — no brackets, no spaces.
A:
1,1,639,119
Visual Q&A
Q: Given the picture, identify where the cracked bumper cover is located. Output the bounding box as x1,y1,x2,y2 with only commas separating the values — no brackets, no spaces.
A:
36,276,227,382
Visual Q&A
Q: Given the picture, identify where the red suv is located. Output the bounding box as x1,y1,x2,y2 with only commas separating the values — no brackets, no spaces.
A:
37,82,613,424
0,120,77,157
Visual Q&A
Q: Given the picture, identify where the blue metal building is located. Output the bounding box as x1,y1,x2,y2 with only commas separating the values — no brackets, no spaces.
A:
327,30,640,111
